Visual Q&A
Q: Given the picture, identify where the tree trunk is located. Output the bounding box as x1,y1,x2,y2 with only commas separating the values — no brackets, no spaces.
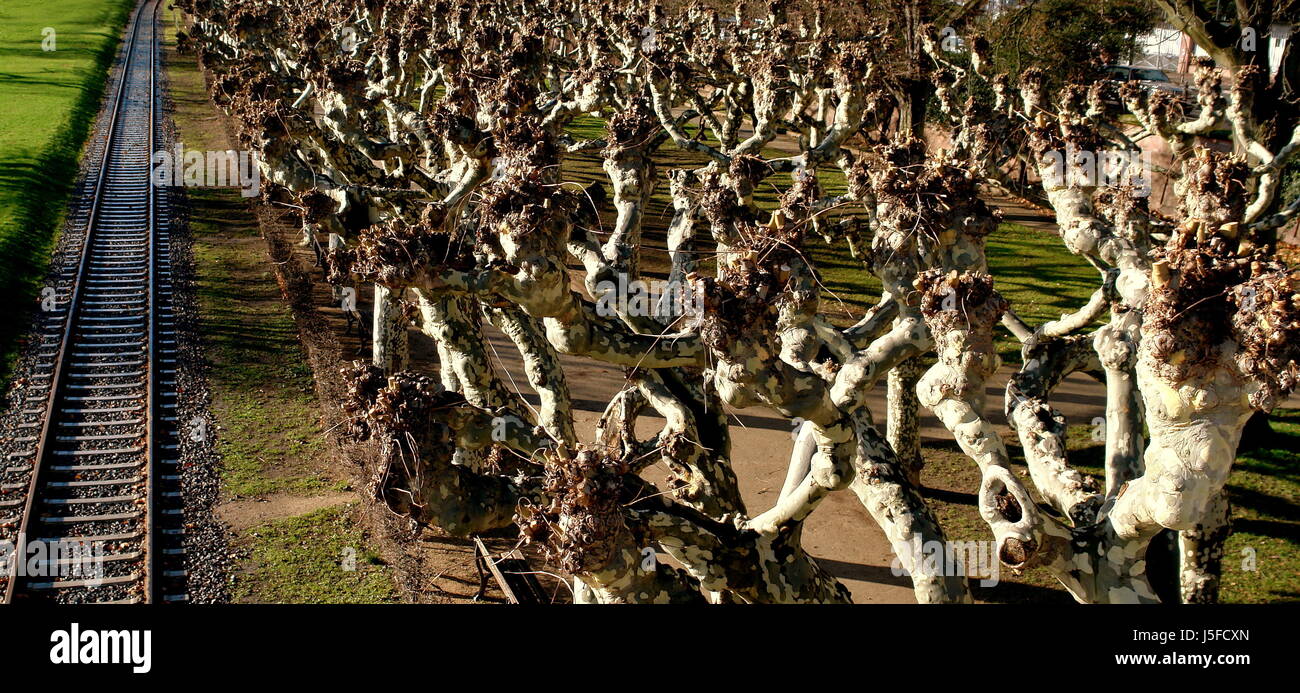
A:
372,283,409,373
1178,492,1232,604
887,357,923,487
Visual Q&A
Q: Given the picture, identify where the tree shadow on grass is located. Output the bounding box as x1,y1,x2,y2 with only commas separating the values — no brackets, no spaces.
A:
0,0,134,397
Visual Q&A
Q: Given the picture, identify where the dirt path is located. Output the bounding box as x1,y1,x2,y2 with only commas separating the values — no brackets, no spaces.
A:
463,318,1106,603
221,492,356,532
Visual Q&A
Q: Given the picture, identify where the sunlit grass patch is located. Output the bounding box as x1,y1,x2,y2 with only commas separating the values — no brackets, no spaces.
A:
924,410,1300,603
231,503,400,604
0,0,135,384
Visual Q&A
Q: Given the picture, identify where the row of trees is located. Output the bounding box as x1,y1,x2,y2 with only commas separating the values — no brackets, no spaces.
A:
177,0,1299,603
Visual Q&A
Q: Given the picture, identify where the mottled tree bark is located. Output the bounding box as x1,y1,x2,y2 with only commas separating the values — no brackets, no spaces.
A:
886,357,922,486
371,284,409,373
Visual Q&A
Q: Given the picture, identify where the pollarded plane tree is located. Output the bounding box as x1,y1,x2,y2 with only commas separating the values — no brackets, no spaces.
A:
922,0,1300,601
175,0,1300,603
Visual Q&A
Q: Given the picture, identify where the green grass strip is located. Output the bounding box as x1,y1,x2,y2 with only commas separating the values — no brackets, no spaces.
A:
0,0,136,384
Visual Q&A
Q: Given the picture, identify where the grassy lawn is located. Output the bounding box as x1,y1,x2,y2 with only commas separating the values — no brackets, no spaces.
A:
170,46,332,497
1219,409,1300,602
921,412,1300,604
986,221,1102,354
0,0,135,383
559,115,1100,349
190,227,336,497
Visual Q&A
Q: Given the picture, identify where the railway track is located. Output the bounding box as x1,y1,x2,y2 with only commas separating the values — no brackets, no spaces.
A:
0,0,186,604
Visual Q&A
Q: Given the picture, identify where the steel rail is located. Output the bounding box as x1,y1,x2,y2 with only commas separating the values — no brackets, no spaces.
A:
1,0,176,605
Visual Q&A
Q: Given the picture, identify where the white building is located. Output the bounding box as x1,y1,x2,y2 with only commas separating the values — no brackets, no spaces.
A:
1130,23,1291,77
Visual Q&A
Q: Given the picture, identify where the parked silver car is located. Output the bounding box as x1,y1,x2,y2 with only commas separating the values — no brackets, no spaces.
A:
1102,65,1197,110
